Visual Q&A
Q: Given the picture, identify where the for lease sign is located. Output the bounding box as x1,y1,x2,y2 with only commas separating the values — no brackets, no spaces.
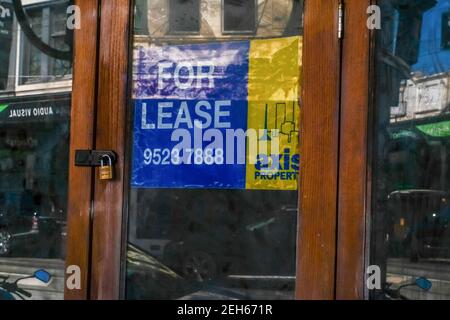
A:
132,37,301,190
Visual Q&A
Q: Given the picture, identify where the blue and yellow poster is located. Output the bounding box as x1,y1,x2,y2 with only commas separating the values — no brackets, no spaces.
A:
132,36,301,190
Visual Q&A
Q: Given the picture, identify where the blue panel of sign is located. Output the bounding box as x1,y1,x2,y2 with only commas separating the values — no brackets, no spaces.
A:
132,41,250,188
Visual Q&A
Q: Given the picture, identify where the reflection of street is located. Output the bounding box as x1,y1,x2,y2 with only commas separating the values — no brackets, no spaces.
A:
387,258,450,300
0,258,64,300
195,275,294,300
224,275,294,300
179,275,295,300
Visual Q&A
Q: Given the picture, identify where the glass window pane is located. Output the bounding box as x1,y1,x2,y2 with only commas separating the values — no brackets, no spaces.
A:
443,11,450,49
18,2,72,85
0,0,72,300
223,0,256,33
126,0,304,300
370,0,450,300
169,0,200,33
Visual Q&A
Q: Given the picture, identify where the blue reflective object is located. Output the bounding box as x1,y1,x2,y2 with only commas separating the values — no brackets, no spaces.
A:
416,277,432,291
34,270,51,283
0,288,15,300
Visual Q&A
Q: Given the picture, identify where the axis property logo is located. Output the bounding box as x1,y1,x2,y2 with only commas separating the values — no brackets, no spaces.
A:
248,101,300,190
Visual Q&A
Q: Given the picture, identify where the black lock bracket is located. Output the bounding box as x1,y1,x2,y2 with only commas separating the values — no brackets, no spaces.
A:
75,150,117,167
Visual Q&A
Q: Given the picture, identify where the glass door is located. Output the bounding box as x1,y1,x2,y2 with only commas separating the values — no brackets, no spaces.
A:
124,0,303,300
0,0,98,300
315,0,450,300
369,0,450,300
89,0,342,300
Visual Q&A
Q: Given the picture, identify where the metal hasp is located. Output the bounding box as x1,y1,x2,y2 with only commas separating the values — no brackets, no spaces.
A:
75,150,117,167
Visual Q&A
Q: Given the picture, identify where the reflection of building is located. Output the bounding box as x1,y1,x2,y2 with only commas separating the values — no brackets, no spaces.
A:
0,0,71,226
0,0,71,94
391,72,450,123
135,0,303,43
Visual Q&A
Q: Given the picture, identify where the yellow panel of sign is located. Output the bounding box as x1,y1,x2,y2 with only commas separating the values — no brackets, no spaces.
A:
245,36,302,190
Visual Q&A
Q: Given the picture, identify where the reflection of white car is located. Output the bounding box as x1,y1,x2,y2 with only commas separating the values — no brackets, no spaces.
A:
128,238,171,258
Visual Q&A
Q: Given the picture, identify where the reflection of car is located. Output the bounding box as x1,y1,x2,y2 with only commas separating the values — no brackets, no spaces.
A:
161,206,297,281
387,189,450,261
126,243,192,299
0,210,63,258
126,243,247,300
407,205,450,261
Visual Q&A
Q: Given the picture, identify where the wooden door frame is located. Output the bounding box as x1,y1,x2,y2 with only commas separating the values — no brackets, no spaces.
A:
89,0,132,299
89,0,345,300
335,0,372,300
64,0,101,300
296,0,342,300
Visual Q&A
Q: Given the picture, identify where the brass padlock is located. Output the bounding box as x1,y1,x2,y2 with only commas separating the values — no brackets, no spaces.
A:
99,155,114,181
